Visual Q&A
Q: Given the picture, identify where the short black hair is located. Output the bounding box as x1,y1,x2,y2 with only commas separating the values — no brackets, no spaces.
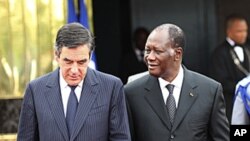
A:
225,13,247,29
133,27,149,41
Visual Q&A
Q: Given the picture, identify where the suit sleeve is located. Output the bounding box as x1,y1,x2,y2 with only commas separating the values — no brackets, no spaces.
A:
109,80,131,141
209,83,230,141
17,84,39,141
125,93,135,141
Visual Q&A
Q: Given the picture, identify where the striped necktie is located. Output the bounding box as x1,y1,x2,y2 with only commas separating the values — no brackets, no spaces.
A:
66,85,78,136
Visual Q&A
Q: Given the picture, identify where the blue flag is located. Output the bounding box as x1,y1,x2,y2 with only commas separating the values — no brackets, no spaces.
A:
67,0,97,70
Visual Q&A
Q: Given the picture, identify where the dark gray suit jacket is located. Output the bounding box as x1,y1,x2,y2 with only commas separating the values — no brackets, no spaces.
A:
17,68,131,141
125,67,229,141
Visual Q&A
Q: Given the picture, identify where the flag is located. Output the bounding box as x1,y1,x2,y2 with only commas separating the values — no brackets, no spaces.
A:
67,0,97,70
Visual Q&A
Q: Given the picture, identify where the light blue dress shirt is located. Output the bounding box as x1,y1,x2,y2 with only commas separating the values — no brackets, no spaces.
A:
231,75,250,125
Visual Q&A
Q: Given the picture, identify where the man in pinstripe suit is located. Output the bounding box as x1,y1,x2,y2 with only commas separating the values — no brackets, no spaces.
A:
17,23,131,141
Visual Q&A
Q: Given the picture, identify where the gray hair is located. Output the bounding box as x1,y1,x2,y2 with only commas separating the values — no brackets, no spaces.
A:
154,23,185,51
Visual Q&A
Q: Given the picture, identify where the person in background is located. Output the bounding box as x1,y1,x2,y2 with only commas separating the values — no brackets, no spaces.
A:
210,13,250,122
17,23,131,141
124,23,229,141
231,75,250,125
119,27,149,84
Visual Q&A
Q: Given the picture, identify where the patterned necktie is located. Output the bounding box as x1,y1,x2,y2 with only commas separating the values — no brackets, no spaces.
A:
166,84,176,126
66,86,78,136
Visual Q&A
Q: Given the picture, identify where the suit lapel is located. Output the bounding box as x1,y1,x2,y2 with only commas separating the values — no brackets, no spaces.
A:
172,68,198,131
243,47,250,71
71,68,99,140
144,76,172,130
45,68,69,141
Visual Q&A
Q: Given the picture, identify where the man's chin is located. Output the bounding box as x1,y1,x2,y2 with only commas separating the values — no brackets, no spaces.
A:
67,80,80,86
148,70,160,77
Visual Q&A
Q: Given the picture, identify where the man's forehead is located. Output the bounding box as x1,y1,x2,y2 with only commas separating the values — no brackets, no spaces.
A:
60,49,90,58
148,31,169,42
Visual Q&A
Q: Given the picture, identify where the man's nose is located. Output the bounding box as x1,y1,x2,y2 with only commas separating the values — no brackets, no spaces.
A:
147,51,156,60
70,63,78,73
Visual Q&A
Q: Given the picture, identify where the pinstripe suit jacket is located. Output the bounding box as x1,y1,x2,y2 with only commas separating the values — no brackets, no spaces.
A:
17,68,131,141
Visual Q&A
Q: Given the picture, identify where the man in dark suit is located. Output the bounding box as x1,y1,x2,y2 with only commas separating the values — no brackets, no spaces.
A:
210,14,250,122
119,27,149,84
17,23,131,141
125,23,229,141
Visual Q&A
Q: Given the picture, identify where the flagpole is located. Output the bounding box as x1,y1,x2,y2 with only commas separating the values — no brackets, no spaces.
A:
85,0,94,33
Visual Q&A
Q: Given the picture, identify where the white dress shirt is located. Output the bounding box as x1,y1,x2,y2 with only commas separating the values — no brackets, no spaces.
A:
159,66,184,108
134,47,145,62
227,37,244,62
59,69,84,117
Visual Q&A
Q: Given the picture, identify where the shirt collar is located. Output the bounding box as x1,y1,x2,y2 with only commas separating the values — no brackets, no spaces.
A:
226,37,236,47
134,47,144,55
158,66,184,89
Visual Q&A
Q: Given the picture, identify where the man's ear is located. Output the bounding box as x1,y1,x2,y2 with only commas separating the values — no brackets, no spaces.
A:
54,51,59,62
175,47,183,61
